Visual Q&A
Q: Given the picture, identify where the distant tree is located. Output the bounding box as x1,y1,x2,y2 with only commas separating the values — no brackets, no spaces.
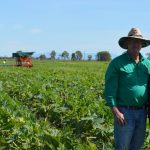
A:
71,53,76,61
61,51,69,60
50,50,56,60
88,54,92,61
75,51,83,60
96,51,111,61
39,54,46,60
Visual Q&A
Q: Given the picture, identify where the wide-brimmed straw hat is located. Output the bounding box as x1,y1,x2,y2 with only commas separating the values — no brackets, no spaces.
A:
118,28,150,49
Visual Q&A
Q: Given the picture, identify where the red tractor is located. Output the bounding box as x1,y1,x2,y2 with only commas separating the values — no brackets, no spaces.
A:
12,51,34,67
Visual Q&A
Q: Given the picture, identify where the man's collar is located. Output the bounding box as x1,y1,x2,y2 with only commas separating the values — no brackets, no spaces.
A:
126,51,144,61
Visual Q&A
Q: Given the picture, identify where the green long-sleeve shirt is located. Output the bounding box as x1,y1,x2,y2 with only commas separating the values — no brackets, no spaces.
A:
105,52,150,107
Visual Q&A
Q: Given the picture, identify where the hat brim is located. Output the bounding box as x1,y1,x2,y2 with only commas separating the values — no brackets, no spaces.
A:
118,36,150,49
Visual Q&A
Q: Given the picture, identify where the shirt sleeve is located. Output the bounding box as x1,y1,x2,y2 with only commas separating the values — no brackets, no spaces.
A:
104,61,119,107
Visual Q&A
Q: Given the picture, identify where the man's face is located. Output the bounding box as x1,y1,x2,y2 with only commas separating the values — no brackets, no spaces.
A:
127,38,142,53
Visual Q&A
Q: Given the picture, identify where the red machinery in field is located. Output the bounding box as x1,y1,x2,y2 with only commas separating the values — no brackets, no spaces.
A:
12,51,34,67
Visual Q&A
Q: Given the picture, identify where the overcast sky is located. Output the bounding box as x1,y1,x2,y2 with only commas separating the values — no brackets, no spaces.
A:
0,0,150,58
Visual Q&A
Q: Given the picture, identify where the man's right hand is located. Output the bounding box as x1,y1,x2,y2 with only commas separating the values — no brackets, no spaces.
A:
111,106,127,126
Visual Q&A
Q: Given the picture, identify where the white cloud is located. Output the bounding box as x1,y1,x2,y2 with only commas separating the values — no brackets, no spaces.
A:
30,28,42,34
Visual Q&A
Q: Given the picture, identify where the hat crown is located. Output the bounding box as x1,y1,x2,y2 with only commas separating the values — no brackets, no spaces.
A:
128,28,143,38
119,27,150,49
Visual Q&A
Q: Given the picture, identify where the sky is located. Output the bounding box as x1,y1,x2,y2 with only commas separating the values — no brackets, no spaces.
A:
0,0,150,58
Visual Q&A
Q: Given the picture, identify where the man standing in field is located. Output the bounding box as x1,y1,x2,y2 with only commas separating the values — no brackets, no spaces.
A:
105,28,150,150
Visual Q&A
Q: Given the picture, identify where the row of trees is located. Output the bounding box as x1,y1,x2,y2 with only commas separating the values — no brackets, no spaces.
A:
39,50,111,61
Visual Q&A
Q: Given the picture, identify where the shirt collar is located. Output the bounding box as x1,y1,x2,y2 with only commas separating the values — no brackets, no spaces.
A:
126,51,145,62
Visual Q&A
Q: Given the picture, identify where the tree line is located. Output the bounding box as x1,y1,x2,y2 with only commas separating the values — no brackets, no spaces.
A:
39,50,111,61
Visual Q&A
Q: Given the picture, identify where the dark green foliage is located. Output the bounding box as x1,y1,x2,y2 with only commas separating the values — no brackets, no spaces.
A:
88,55,92,61
71,53,76,61
1,61,149,149
39,54,46,60
75,51,83,60
97,51,111,61
61,51,69,60
50,50,56,60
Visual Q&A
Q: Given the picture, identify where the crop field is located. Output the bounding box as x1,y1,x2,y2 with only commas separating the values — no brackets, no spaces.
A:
0,60,150,150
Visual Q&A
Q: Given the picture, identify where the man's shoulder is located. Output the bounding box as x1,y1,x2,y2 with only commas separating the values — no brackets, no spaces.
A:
143,58,150,62
106,53,126,71
142,57,150,66
110,53,126,64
